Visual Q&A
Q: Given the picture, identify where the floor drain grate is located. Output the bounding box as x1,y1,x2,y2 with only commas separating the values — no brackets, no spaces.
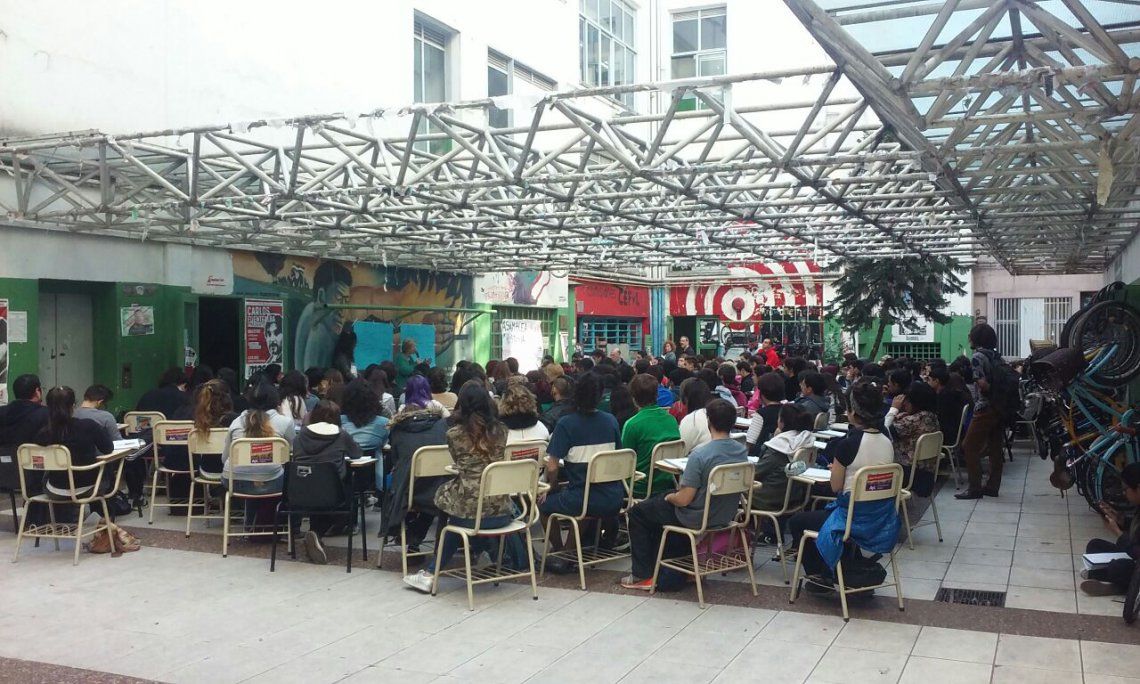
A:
934,587,1006,607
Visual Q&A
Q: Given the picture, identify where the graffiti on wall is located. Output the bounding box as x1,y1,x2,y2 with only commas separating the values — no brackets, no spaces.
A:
232,252,473,371
669,262,827,320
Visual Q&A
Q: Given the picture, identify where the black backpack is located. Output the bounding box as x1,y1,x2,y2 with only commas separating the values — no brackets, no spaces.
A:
981,349,1021,424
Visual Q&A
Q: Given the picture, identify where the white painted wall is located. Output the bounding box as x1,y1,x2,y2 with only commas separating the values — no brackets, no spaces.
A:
0,0,582,136
1110,231,1140,285
0,225,231,291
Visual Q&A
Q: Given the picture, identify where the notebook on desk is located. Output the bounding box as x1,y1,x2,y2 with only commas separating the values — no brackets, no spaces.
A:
661,455,759,472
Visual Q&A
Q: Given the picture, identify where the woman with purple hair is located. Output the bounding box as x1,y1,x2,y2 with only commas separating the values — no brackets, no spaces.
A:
401,374,451,416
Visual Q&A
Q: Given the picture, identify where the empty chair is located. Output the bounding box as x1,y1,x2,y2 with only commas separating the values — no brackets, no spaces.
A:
900,432,944,549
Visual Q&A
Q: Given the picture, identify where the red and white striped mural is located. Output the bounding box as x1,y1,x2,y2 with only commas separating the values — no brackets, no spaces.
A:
669,261,832,319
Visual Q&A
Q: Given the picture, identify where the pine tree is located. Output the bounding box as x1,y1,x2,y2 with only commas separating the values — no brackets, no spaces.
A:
827,256,966,361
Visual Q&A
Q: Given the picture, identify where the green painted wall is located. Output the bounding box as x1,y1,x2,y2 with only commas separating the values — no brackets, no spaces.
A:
855,314,972,361
471,303,494,365
0,278,40,398
108,283,188,416
3,279,188,417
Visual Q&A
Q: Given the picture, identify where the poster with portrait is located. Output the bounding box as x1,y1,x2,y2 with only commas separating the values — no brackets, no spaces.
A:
245,298,284,378
0,299,8,404
120,305,155,336
501,319,544,373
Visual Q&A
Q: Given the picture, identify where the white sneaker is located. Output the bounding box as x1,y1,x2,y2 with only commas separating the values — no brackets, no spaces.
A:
403,569,435,594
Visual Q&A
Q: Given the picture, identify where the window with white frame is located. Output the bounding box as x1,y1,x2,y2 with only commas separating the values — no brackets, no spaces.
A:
992,298,1021,359
488,51,556,129
414,17,451,154
580,0,636,108
671,7,726,110
1044,296,1072,346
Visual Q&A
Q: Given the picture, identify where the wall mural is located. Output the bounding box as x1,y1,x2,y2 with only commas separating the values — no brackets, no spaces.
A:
669,262,828,318
232,252,473,372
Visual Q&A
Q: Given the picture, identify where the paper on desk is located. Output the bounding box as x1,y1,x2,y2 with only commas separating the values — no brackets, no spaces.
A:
801,467,832,482
113,439,145,450
662,456,758,472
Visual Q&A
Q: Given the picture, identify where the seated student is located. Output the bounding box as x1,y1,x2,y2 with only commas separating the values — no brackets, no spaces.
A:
304,367,325,410
737,360,755,396
35,386,114,497
753,404,815,514
277,370,310,430
136,367,191,419
322,369,346,406
718,364,747,407
782,357,808,403
186,380,237,477
403,382,510,592
608,383,638,431
222,382,295,527
678,379,713,453
291,400,362,564
647,366,673,409
540,373,624,553
428,367,459,411
499,380,550,443
786,379,898,593
884,369,912,416
927,365,968,444
622,373,682,499
539,376,574,432
885,382,940,469
795,371,830,422
1080,463,1140,597
0,374,49,451
667,372,693,422
339,379,390,459
621,399,748,590
746,372,787,455
73,385,122,446
380,381,451,548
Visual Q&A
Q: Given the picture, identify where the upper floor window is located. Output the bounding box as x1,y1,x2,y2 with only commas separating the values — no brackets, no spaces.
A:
672,7,726,109
414,17,452,154
488,51,557,129
580,0,636,108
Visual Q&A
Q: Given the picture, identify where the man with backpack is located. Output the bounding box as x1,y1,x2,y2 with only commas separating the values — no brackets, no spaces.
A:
956,323,1017,499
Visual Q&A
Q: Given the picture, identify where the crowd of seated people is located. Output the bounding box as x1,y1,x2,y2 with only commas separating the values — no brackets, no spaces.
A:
9,323,1133,602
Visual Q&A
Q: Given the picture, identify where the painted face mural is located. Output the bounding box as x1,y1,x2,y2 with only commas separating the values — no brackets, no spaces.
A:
233,252,473,371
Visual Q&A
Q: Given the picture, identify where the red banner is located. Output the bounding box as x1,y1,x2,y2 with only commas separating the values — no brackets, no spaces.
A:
245,298,284,378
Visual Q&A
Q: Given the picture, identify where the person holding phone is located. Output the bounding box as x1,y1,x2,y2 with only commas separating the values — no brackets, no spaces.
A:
1081,463,1140,596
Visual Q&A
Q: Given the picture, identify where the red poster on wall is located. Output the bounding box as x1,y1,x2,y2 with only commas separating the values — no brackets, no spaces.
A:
245,299,284,379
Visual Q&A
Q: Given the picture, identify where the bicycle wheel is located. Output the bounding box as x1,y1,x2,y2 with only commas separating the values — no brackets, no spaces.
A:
1070,301,1140,386
1125,563,1140,625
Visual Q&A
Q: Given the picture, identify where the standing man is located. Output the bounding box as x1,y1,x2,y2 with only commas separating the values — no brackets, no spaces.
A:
676,336,695,358
760,338,780,369
294,261,353,371
956,324,1008,500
